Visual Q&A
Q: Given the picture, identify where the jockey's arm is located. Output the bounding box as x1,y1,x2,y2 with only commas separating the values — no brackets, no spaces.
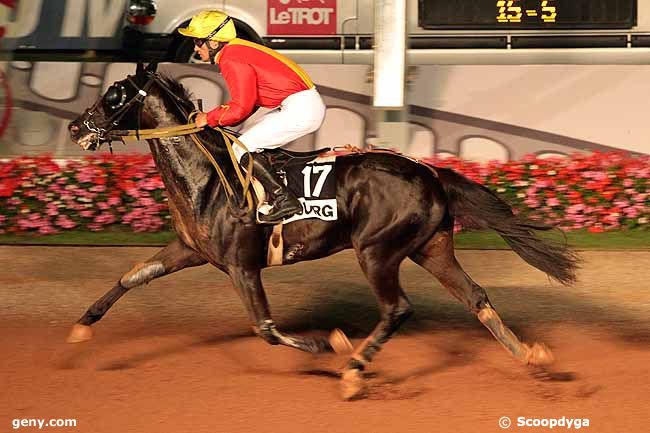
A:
206,60,258,127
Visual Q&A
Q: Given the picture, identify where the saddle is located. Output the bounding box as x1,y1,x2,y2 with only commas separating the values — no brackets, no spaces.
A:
262,147,332,171
245,146,333,207
219,124,329,168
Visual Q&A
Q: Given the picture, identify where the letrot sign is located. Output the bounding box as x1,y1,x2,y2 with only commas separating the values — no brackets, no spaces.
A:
267,0,337,35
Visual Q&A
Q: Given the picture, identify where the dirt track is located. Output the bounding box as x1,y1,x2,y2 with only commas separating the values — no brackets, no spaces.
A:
1,246,649,433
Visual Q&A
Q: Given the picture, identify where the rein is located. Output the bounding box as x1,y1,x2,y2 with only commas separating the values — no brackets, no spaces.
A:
102,72,255,212
116,122,254,212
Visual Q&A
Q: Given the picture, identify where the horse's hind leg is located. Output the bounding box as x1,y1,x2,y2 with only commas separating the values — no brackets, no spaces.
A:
339,249,413,400
410,229,554,366
66,238,207,343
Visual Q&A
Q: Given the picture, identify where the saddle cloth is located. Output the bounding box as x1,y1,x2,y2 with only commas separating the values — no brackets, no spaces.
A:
252,154,338,224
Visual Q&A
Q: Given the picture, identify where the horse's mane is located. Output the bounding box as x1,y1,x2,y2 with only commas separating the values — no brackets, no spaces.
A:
155,73,198,118
154,73,228,155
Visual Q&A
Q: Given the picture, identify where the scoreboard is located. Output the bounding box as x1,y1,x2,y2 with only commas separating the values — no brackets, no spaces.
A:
419,0,637,30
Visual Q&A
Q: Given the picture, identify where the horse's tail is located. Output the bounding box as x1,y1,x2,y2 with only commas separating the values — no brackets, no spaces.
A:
434,166,579,285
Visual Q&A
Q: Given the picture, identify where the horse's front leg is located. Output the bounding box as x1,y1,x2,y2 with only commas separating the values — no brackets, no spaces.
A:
228,266,350,354
66,238,207,343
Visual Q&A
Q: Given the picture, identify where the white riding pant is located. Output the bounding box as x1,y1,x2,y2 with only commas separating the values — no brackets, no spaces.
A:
234,87,326,162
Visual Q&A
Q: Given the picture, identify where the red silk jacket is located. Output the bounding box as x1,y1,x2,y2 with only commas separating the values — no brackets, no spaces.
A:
206,38,314,127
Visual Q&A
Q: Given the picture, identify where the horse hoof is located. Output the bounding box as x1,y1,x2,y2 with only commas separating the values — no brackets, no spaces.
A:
329,329,353,355
527,343,554,366
340,369,365,400
66,324,93,344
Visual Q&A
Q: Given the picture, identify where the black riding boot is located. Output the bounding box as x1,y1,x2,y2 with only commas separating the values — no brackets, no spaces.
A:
241,153,303,224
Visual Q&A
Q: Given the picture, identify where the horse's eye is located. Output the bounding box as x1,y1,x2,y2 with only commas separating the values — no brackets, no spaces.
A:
104,84,126,110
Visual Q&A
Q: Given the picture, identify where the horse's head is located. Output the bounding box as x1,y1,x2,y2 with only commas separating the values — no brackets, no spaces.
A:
68,62,159,151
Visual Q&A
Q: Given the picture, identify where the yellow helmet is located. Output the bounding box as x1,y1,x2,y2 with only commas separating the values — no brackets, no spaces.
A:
178,10,237,42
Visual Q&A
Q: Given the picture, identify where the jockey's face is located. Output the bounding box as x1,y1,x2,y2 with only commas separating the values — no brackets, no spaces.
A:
194,40,217,62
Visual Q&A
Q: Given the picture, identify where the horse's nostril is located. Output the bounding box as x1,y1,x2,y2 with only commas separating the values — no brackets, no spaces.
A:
69,124,80,136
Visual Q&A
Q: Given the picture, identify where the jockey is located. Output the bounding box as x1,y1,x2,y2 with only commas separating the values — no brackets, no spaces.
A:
178,10,326,224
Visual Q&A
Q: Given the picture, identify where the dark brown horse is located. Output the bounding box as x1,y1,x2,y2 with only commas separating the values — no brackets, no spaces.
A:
67,63,578,400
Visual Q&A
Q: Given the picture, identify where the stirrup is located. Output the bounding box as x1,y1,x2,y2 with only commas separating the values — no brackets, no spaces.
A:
257,197,303,224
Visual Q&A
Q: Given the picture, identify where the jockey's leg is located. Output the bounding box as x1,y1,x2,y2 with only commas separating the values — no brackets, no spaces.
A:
235,87,326,161
234,88,326,224
240,152,302,224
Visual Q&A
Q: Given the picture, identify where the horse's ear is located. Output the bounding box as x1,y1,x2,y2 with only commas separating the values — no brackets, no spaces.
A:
146,61,158,73
136,61,145,78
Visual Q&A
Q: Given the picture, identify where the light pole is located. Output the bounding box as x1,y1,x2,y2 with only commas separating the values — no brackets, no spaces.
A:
373,0,409,152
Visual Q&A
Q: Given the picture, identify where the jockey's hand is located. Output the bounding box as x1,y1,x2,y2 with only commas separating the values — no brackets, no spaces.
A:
195,112,209,128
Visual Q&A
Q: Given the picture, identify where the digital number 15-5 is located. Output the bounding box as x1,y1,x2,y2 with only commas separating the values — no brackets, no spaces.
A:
496,0,557,23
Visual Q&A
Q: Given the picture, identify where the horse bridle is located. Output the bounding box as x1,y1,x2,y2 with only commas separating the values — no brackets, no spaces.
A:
81,70,256,211
84,70,216,149
83,73,158,149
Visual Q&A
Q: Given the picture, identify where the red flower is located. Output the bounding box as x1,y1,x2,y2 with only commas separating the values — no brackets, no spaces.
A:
602,190,616,200
0,177,18,197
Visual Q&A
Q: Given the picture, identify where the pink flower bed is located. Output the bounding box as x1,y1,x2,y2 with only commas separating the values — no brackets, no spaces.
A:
0,154,168,234
0,152,647,234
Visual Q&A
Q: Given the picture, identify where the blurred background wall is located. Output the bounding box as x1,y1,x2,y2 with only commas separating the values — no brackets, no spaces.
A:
1,61,647,162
